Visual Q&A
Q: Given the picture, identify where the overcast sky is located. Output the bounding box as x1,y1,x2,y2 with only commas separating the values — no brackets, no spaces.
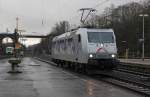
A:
0,0,142,45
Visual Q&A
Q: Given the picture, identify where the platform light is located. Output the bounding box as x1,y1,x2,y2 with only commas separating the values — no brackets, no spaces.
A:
139,14,149,61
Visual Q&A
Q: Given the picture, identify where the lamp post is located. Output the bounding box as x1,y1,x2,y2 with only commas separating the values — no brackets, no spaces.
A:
139,14,149,61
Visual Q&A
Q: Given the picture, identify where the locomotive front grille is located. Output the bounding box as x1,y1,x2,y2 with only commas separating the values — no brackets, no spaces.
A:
96,54,110,58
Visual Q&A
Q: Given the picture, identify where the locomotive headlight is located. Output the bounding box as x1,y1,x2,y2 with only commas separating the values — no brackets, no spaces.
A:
100,43,104,47
111,54,115,58
89,54,93,58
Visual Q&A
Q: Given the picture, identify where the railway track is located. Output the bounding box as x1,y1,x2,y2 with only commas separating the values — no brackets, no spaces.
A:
56,62,150,96
117,62,150,74
94,69,150,96
68,63,150,96
35,57,150,96
99,77,150,96
116,68,150,77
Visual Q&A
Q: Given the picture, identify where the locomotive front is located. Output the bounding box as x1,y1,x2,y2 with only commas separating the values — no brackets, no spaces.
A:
86,29,117,68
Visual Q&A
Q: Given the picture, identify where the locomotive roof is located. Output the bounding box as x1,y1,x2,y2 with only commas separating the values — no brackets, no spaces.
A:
86,28,113,32
52,28,114,41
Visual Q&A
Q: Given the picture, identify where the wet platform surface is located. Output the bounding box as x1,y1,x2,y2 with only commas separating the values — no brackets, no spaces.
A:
0,58,144,97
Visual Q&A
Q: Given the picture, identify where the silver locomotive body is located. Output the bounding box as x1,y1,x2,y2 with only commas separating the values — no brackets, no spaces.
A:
52,28,117,69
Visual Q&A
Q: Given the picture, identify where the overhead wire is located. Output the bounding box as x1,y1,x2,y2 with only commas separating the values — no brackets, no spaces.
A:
93,0,110,9
70,0,110,23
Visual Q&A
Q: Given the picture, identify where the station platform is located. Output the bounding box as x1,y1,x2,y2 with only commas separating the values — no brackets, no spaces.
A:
119,59,150,66
0,57,144,97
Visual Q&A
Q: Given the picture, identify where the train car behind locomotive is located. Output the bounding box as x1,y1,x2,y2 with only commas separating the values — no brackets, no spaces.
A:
51,28,118,70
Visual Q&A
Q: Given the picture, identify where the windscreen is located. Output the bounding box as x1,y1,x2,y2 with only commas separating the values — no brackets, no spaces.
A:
6,47,13,51
88,32,114,43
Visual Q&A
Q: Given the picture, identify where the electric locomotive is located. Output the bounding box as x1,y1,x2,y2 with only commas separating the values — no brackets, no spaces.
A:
51,28,118,71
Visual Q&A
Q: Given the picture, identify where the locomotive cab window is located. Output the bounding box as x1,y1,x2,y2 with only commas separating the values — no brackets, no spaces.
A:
88,32,114,43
